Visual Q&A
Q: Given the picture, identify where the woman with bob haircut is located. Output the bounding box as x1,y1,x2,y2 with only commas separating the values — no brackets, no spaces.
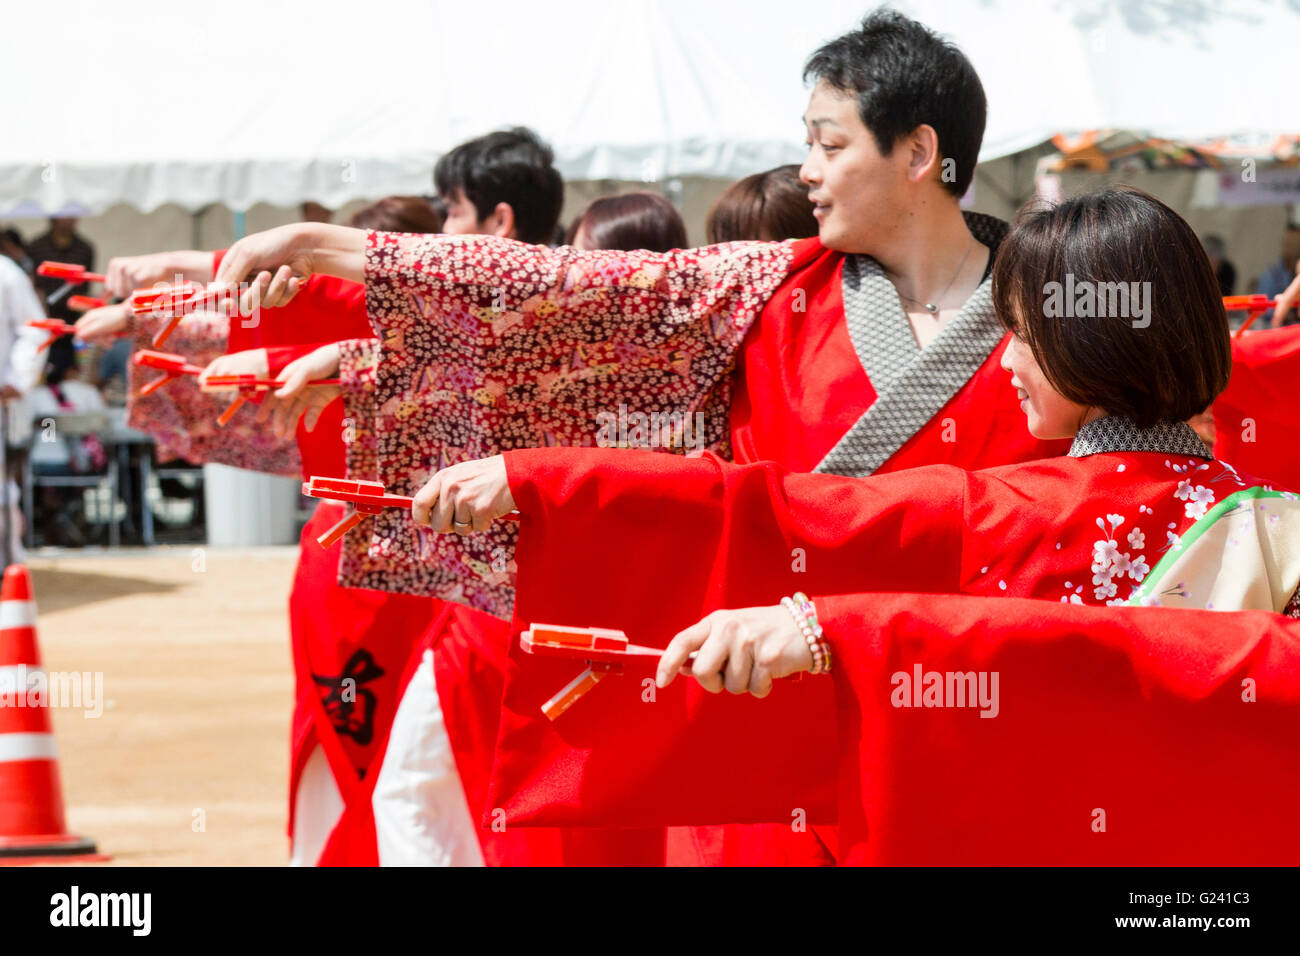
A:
706,165,819,243
412,185,1300,698
565,191,688,253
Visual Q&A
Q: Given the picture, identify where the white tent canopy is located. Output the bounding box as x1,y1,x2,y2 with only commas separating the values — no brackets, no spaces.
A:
3,0,1297,214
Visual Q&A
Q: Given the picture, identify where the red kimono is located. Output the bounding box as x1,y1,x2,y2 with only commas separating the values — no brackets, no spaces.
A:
483,418,1300,859
1213,325,1300,492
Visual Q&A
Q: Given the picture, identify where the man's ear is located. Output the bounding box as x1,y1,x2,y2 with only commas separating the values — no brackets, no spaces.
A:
903,124,944,187
490,202,517,239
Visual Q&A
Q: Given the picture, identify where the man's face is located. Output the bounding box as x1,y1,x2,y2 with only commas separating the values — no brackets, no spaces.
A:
441,190,515,239
799,81,905,254
441,190,483,236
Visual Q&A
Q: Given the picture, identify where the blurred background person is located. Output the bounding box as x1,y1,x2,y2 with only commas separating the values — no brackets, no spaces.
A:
0,250,47,563
1202,234,1236,296
565,191,687,252
0,248,46,402
28,217,95,322
706,164,818,243
0,227,35,277
25,349,108,546
1257,222,1300,326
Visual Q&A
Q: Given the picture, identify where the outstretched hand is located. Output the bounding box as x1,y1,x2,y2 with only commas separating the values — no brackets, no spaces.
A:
212,224,315,313
254,343,343,439
412,456,515,534
656,606,813,697
73,302,132,345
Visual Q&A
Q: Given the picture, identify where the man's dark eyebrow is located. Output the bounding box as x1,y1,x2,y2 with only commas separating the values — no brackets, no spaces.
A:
803,117,842,130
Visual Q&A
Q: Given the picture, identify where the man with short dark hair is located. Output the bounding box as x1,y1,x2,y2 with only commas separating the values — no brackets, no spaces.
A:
434,127,565,245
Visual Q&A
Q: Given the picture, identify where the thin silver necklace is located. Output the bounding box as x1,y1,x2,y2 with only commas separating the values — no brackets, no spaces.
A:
893,233,976,316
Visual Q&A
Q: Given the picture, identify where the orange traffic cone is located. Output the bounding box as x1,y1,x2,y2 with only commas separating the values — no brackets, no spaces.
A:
0,565,105,863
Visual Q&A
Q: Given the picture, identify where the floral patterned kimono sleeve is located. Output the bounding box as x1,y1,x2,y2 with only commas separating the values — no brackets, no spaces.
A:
342,231,798,613
332,336,383,579
337,336,380,480
126,311,300,475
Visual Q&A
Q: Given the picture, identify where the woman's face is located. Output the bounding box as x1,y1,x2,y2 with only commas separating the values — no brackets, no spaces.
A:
1000,328,1099,440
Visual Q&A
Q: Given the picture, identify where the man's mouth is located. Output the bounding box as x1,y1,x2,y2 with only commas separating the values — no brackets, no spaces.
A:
810,198,831,219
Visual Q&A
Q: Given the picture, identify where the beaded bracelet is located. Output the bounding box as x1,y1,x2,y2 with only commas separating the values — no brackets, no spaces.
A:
781,594,831,675
793,592,832,673
792,592,831,673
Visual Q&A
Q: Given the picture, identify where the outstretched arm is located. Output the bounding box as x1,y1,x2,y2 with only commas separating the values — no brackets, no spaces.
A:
213,223,366,311
105,249,215,299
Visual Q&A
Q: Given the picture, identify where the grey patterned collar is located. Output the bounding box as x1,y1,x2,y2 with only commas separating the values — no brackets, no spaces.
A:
815,211,1010,477
1067,416,1211,459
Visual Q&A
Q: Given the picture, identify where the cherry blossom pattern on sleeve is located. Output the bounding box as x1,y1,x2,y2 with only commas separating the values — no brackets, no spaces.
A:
342,231,799,614
1060,459,1250,608
126,310,300,475
335,337,382,583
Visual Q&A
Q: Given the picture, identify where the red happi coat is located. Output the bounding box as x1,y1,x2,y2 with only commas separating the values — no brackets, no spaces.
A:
484,431,1300,852
1213,325,1300,492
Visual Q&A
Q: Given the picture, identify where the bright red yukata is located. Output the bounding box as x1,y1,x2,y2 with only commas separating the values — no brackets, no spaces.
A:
1213,325,1300,492
338,215,1070,864
486,418,1300,862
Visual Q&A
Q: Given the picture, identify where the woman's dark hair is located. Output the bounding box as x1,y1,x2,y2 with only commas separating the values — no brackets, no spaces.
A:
804,9,985,198
565,192,687,252
706,165,818,243
433,127,564,245
347,196,445,233
992,185,1231,428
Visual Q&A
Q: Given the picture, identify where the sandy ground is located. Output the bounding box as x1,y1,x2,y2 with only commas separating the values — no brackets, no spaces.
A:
20,547,297,867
